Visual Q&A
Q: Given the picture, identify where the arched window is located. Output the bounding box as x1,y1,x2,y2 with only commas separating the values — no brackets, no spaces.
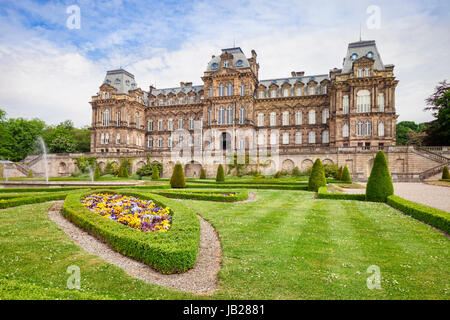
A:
168,119,173,131
105,133,109,144
365,121,372,136
209,86,213,97
227,106,233,124
378,121,385,137
100,133,105,144
308,110,316,124
259,90,265,99
296,87,302,96
309,86,315,95
357,121,364,136
282,132,289,144
357,90,371,113
135,112,139,129
322,109,329,124
102,109,110,126
240,106,245,124
116,133,121,144
308,131,316,144
270,112,277,126
343,122,349,137
364,68,370,77
207,108,212,126
322,85,327,94
240,83,245,96
295,111,302,125
295,132,302,144
271,89,277,98
219,84,224,97
226,83,233,96
282,111,289,126
283,88,289,97
322,130,329,144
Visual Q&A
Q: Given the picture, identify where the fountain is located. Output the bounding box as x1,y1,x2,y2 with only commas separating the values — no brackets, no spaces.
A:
4,164,8,182
88,166,94,182
37,137,49,183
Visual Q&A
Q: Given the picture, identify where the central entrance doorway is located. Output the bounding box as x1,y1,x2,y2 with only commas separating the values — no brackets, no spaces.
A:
221,132,231,150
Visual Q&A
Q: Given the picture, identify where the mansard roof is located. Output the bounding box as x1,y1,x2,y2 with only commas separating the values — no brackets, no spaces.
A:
342,40,385,73
206,47,251,71
151,85,204,97
104,68,138,94
258,74,330,88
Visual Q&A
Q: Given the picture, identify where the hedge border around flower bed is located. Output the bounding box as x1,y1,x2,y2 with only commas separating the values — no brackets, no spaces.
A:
387,195,450,234
0,187,88,193
184,183,308,191
149,189,249,202
184,179,308,186
62,189,200,274
0,191,84,209
317,186,366,201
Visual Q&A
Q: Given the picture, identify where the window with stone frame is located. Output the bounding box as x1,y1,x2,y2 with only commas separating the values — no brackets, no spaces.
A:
258,113,264,126
308,131,316,144
308,110,316,124
295,132,302,144
295,110,302,125
270,112,277,126
282,111,289,126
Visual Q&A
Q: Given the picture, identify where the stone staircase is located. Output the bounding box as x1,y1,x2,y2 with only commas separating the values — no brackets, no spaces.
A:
413,146,450,164
419,161,450,180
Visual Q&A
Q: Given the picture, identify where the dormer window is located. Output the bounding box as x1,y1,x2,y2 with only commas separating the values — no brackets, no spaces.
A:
106,79,111,84
211,62,218,70
364,68,370,77
350,53,359,61
236,60,243,67
115,78,120,84
357,68,363,77
125,80,130,86
366,51,374,59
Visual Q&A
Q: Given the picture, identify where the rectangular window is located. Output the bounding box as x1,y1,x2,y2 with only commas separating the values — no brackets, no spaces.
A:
178,118,183,129
168,119,173,131
158,119,163,131
259,90,265,99
282,132,289,144
258,113,264,127
148,120,153,131
343,95,349,114
270,112,277,126
295,111,302,125
378,93,385,112
295,132,302,144
189,118,194,130
282,112,289,126
239,138,245,150
148,138,153,148
158,138,163,148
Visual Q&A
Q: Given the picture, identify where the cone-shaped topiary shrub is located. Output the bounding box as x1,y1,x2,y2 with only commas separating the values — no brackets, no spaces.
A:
442,166,450,180
216,164,225,182
200,168,206,179
151,166,159,180
341,165,352,183
336,166,343,180
366,151,394,202
308,158,327,192
27,169,34,178
170,163,186,188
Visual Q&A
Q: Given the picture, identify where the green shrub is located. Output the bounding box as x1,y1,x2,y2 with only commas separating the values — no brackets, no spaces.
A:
216,164,225,182
74,157,97,173
366,151,394,202
151,166,159,180
336,166,343,180
442,166,450,180
324,164,339,178
341,165,352,183
170,163,186,188
117,158,132,178
26,169,34,178
94,165,101,180
62,190,200,274
317,186,366,201
200,168,206,179
387,195,449,234
104,161,118,175
292,166,301,177
186,184,308,191
308,159,327,192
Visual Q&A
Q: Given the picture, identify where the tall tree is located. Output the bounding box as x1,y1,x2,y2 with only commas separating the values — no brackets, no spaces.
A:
423,80,450,146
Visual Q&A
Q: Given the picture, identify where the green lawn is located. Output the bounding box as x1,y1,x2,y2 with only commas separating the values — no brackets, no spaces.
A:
0,190,449,299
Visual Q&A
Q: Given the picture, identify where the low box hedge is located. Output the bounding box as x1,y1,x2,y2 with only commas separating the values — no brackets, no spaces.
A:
151,189,249,202
387,195,449,234
439,179,450,182
0,191,76,209
317,186,366,201
186,184,308,191
186,180,307,186
62,190,200,274
0,187,87,193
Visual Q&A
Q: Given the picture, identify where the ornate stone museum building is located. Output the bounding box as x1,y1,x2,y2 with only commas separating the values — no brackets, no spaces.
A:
6,40,449,181
91,40,397,155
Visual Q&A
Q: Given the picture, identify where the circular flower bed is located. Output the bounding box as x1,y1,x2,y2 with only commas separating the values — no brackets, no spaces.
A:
81,193,171,232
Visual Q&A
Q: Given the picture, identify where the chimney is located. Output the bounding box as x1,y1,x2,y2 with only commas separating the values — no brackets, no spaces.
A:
291,71,305,77
251,50,257,59
180,82,192,88
149,85,155,94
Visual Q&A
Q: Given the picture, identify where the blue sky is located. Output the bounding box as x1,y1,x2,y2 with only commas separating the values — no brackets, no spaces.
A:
0,0,449,126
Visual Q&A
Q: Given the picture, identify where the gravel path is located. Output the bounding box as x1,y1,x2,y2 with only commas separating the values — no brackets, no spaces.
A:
341,182,450,212
47,201,221,294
